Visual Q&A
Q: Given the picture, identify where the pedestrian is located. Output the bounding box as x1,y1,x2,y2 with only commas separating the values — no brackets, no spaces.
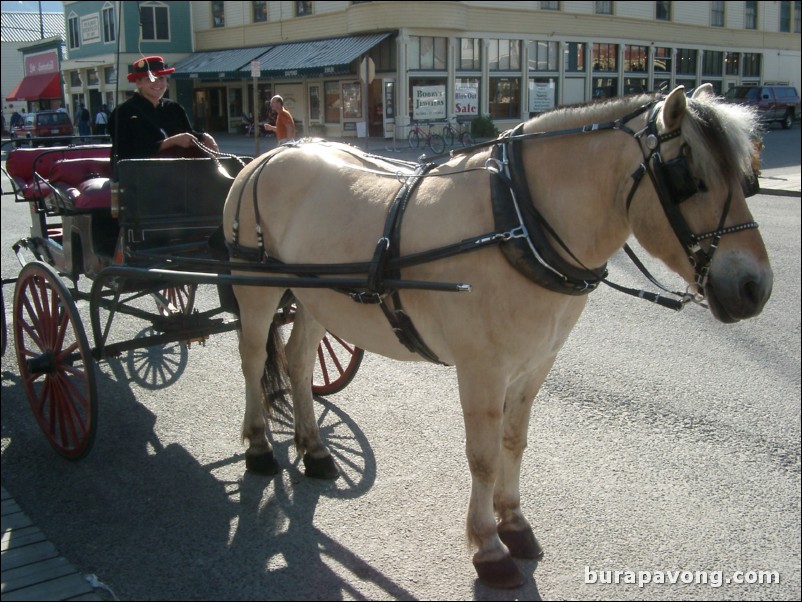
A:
56,102,68,113
77,103,91,139
263,95,296,144
108,56,217,171
94,105,109,136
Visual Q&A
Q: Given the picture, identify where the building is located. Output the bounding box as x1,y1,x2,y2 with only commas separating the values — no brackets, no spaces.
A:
58,1,801,139
1,11,66,120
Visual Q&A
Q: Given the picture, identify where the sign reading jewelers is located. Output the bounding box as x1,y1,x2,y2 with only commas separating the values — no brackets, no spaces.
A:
412,85,446,121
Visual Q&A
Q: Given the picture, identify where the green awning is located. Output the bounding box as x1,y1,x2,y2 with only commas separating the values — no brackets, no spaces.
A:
172,46,273,80
248,33,391,79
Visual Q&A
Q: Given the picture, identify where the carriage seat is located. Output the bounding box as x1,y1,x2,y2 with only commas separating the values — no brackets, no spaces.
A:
47,158,112,210
4,146,112,211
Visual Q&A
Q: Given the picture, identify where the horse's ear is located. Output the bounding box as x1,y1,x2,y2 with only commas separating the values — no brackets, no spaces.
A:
692,83,714,99
663,86,688,131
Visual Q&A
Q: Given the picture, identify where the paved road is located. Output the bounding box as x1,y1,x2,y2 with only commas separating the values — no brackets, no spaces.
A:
1,127,799,600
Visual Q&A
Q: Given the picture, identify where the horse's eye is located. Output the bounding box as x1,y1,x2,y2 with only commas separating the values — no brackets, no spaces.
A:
697,180,707,192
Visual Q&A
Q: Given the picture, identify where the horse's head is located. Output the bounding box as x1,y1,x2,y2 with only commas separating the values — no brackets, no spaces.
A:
628,84,773,323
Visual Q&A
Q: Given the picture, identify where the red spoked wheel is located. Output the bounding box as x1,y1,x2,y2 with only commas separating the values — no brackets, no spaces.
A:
13,262,97,459
275,305,364,396
155,285,197,317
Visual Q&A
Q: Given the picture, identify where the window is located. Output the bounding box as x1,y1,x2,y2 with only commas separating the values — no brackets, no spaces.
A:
540,1,560,9
104,66,116,85
676,49,697,75
745,1,757,29
528,41,559,72
488,39,521,71
70,71,82,87
458,38,481,71
742,53,761,77
212,1,225,27
595,1,612,15
656,1,671,21
342,83,362,119
564,42,585,72
296,1,313,17
408,36,447,70
309,86,320,121
725,52,739,76
140,2,169,41
624,45,648,72
711,1,724,27
68,15,79,49
780,1,791,31
796,0,801,33
455,77,480,116
368,36,396,72
489,77,521,119
253,1,267,22
701,50,723,76
102,3,115,43
623,77,647,95
592,43,618,71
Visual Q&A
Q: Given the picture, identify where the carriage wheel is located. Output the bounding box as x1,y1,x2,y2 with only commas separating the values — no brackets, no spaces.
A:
13,262,98,459
275,305,365,395
429,134,446,154
155,285,197,317
408,130,422,149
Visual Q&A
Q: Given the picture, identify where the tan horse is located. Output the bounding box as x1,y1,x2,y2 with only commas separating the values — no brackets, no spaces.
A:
222,85,772,588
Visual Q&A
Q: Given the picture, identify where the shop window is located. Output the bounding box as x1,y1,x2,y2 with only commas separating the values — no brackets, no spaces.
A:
342,82,362,119
409,78,447,121
489,77,520,119
592,43,618,72
458,38,481,71
527,41,559,72
623,77,647,95
592,77,618,99
725,52,740,76
676,48,697,76
408,37,447,70
489,39,521,71
325,81,340,123
309,86,321,121
624,45,648,72
702,51,723,76
455,77,480,117
742,53,761,77
564,42,586,72
653,47,672,74
528,78,557,115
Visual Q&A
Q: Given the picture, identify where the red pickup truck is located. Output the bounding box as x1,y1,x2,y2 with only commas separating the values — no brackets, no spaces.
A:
724,85,800,130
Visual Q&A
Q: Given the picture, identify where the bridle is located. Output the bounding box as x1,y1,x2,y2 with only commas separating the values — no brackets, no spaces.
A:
621,100,759,297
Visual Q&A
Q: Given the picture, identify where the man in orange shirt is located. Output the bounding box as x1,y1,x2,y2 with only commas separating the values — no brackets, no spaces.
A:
263,95,296,144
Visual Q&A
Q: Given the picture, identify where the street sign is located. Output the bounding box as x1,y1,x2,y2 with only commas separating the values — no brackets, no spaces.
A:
250,60,261,78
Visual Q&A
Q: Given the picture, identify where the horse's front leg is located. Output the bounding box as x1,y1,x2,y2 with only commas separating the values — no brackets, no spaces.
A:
285,301,339,479
235,284,283,475
494,361,555,561
457,367,523,588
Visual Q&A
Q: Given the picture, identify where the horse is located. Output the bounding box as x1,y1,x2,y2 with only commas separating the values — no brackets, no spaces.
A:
221,85,772,588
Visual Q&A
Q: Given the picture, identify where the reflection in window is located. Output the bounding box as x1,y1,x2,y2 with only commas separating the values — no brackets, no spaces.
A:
702,51,723,76
408,36,447,70
489,77,520,119
653,47,672,74
624,45,648,72
592,43,618,71
742,53,761,77
458,38,481,71
488,39,521,71
527,41,559,71
342,83,363,119
253,1,267,22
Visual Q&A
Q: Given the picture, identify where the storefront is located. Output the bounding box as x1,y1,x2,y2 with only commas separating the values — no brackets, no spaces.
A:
6,47,64,112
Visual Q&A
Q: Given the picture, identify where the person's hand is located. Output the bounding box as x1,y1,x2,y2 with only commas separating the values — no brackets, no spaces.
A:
200,132,218,152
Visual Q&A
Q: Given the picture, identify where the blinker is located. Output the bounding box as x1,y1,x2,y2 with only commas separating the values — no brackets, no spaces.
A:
658,154,701,204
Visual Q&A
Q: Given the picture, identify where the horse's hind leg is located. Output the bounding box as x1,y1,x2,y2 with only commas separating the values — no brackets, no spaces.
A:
494,363,554,561
235,284,284,474
285,301,339,479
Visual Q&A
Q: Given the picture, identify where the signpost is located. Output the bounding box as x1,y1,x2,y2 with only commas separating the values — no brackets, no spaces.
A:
251,60,261,155
360,57,374,150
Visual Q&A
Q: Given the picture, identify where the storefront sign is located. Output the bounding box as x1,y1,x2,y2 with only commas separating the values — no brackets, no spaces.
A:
454,82,478,116
25,50,59,75
412,85,446,121
529,80,556,113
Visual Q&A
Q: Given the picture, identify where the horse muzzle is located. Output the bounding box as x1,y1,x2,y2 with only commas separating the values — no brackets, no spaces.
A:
705,255,773,323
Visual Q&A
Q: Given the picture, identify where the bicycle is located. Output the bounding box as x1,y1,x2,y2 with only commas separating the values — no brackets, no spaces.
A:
408,121,445,154
442,117,475,147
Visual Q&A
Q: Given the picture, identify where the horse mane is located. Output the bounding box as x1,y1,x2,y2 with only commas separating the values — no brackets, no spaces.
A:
525,90,760,186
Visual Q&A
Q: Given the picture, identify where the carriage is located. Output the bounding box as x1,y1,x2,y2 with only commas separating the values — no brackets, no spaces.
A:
0,138,365,460
1,85,773,588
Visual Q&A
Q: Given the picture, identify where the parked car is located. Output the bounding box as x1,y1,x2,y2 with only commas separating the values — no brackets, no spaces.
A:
10,110,74,147
723,85,800,130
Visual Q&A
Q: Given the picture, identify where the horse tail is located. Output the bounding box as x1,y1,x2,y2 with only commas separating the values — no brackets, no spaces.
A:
261,320,292,419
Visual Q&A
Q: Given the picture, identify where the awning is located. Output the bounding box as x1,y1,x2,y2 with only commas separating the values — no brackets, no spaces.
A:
172,46,273,80
249,33,391,78
6,72,61,101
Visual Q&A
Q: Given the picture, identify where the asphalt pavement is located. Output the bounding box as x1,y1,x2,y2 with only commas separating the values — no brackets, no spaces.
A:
0,124,799,601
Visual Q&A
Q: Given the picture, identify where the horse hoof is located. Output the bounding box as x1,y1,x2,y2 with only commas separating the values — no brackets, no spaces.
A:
498,527,544,559
303,453,339,480
473,554,524,589
245,450,281,475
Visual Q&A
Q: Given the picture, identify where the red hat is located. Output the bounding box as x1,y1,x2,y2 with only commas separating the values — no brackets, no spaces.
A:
127,56,175,82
